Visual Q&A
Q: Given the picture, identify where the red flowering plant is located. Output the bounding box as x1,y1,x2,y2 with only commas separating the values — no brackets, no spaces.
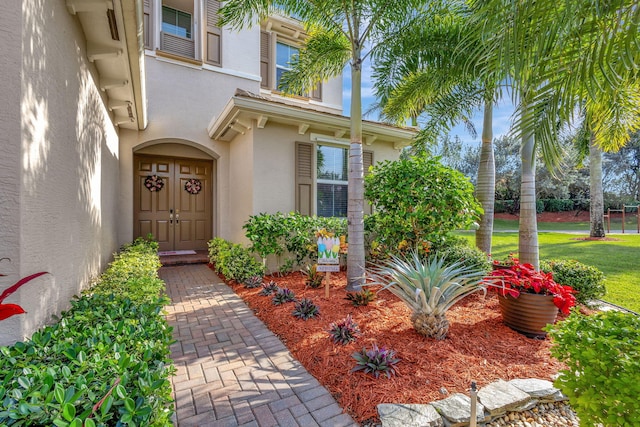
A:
487,256,576,314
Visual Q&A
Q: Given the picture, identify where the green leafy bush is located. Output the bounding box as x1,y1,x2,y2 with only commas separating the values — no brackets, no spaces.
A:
541,199,575,212
345,289,377,306
209,239,265,283
0,238,174,426
208,237,231,263
541,259,606,304
364,156,482,255
436,242,492,273
547,311,640,426
243,212,347,270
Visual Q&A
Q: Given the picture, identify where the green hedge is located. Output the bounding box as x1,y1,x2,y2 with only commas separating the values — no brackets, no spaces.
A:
547,311,640,426
208,238,265,282
541,259,606,304
0,238,175,426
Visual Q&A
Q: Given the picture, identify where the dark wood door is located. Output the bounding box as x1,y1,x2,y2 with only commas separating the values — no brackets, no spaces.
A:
134,155,212,251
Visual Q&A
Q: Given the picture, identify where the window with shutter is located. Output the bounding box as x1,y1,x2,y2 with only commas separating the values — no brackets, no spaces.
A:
205,0,222,66
296,142,314,215
316,145,348,217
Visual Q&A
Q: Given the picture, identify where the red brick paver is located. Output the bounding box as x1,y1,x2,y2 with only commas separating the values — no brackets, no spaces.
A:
161,264,357,427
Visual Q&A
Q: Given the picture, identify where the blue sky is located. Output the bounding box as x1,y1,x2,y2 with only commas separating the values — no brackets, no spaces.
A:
341,61,515,146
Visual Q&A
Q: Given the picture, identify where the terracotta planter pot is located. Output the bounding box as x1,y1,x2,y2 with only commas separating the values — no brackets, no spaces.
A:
498,293,559,339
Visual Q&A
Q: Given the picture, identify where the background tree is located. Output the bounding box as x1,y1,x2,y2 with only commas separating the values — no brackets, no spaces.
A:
372,2,500,254
465,0,640,267
219,0,424,290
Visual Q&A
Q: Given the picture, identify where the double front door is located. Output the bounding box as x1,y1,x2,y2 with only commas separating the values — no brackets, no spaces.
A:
134,155,212,251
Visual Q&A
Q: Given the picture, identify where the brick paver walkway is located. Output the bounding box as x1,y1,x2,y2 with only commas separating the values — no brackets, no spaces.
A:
161,264,357,427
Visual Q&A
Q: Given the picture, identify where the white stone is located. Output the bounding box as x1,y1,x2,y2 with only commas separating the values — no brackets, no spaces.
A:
509,378,559,399
378,403,444,427
431,393,487,426
478,380,533,416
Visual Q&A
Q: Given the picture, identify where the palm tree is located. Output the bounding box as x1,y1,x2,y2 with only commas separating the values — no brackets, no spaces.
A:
464,0,640,267
219,0,424,290
372,4,500,254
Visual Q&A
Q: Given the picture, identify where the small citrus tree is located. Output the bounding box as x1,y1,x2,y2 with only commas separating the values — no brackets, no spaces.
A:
365,155,482,256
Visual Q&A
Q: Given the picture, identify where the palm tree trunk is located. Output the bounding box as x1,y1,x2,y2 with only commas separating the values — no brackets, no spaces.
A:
589,136,605,237
346,54,365,291
475,102,495,254
519,124,539,269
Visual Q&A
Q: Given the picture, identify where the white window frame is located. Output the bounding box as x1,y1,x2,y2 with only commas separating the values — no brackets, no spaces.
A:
316,143,349,218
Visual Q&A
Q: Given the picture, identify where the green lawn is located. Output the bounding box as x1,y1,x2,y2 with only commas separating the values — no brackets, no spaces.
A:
458,231,640,313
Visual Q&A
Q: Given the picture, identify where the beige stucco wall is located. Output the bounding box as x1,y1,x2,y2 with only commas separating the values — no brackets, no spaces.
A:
0,0,121,346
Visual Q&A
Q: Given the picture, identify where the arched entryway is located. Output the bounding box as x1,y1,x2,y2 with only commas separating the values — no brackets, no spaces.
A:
133,143,215,251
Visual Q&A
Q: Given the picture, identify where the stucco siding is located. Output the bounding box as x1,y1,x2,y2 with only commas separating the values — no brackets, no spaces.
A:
228,130,255,243
0,0,121,345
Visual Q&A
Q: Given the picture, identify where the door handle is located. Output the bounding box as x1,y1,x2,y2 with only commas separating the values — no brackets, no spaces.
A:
175,210,180,224
169,209,173,224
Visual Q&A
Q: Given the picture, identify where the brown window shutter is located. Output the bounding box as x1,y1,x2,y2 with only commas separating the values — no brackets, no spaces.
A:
296,142,314,215
205,0,222,66
143,0,152,49
311,83,322,101
363,150,374,215
260,31,271,88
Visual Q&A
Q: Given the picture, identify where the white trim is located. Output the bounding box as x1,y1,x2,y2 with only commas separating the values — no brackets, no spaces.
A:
201,64,262,81
310,133,349,146
145,49,261,81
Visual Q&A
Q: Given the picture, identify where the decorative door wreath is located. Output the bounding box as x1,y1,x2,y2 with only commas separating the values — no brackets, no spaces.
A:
144,175,165,192
184,178,202,195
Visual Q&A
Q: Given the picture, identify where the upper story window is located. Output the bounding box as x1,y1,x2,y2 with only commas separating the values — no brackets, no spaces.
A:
276,42,299,90
261,30,322,101
144,0,221,66
162,6,192,39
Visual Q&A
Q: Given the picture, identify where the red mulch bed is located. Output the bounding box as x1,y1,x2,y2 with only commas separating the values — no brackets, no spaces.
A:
220,270,566,424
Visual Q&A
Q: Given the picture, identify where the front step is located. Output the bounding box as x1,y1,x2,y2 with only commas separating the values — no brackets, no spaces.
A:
159,250,209,266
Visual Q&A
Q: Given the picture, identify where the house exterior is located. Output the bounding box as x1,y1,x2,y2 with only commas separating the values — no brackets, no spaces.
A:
0,0,414,345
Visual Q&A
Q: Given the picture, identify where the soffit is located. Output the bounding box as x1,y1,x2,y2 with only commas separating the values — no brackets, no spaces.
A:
66,0,146,130
208,90,417,148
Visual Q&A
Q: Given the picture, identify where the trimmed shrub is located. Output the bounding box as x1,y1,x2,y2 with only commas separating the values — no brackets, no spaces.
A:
209,239,265,283
365,156,482,254
0,238,175,426
540,259,606,304
436,242,492,273
547,311,640,426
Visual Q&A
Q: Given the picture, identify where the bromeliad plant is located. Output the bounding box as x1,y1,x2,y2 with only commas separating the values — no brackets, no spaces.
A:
328,314,361,345
489,256,576,314
351,344,400,379
259,281,279,296
272,288,296,305
292,298,320,320
368,251,487,340
302,264,324,288
345,289,377,306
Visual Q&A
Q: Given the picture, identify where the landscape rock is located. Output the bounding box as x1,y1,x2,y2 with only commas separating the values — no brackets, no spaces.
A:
378,403,443,427
478,380,532,416
509,378,558,399
431,393,487,426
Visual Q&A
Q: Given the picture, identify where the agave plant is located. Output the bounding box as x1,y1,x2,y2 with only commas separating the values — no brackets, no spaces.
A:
368,251,486,340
